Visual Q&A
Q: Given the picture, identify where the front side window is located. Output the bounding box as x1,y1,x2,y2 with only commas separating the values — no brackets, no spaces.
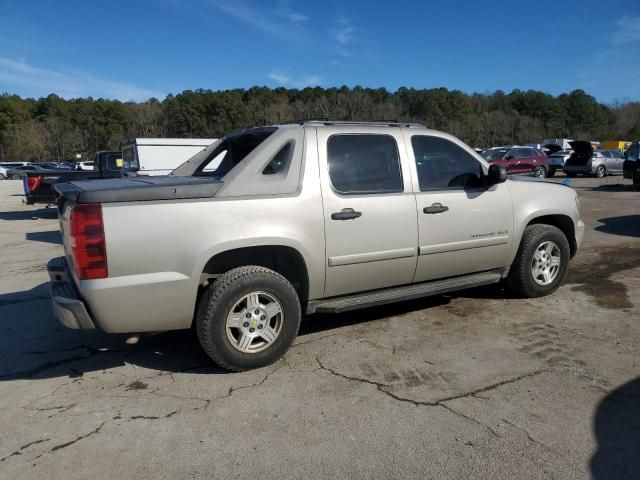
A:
327,134,403,194
627,144,639,160
412,136,483,191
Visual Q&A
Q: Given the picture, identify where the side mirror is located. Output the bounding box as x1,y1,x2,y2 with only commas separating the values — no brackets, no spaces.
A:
487,164,507,187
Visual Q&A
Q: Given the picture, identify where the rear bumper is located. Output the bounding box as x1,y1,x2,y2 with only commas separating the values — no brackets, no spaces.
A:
48,257,95,330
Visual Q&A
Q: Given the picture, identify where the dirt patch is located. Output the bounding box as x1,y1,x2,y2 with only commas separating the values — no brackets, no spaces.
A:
125,380,148,391
565,245,640,309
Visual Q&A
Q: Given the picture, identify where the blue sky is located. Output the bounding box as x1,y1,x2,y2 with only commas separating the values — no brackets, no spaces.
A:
0,0,639,103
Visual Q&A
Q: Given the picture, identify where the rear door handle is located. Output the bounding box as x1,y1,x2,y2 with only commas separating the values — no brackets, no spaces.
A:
331,208,362,220
423,203,449,214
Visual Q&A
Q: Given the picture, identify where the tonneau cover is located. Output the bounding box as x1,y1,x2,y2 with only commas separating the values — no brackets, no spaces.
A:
55,176,223,204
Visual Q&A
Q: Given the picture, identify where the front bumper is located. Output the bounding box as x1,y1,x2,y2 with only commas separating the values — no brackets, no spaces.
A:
48,257,95,330
576,220,585,252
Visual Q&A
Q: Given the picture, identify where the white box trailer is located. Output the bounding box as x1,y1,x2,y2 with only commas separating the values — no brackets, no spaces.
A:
122,138,217,176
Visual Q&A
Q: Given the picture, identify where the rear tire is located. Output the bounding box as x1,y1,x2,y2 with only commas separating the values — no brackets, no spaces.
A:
506,224,570,298
547,168,556,178
596,165,606,178
633,171,640,190
10,174,20,180
0,173,5,180
566,172,576,178
196,266,301,372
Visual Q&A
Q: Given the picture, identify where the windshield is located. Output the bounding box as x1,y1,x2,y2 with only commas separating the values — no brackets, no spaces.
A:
481,149,508,160
121,145,139,169
172,127,277,177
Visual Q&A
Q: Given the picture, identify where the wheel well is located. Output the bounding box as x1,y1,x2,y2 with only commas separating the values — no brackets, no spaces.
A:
201,246,309,302
527,215,576,257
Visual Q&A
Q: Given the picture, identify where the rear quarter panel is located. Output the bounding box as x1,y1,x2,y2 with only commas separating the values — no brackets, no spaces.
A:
84,129,325,333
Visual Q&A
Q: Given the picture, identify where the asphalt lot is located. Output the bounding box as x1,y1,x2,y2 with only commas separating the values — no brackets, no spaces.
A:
0,175,638,479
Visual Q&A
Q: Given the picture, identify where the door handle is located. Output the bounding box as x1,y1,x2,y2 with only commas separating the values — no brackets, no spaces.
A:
423,203,449,214
331,208,362,220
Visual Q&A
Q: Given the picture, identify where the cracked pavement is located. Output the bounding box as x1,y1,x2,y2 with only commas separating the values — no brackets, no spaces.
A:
1,178,639,479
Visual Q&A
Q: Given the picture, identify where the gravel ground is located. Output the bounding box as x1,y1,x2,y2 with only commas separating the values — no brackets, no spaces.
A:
0,175,638,480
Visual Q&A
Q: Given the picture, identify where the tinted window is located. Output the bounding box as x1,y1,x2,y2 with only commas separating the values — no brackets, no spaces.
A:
627,144,639,160
327,134,403,194
192,128,277,178
263,142,293,175
411,136,483,190
481,149,508,160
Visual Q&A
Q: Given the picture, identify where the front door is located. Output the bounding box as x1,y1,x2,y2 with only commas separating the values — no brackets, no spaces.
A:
317,127,418,297
403,133,514,282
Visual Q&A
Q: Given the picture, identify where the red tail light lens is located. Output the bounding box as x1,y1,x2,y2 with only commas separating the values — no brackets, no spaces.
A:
70,203,107,280
26,175,42,192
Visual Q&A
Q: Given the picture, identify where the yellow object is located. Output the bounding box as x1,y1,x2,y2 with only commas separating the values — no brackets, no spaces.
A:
601,141,631,152
116,158,123,167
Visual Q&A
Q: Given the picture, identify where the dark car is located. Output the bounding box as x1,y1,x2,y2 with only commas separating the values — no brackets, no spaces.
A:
22,150,132,205
5,165,48,179
481,146,549,178
623,141,639,188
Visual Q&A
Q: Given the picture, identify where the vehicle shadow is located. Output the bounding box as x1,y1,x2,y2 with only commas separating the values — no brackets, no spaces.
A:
590,376,640,480
0,208,57,221
595,215,640,239
591,184,638,192
25,230,63,245
0,283,451,381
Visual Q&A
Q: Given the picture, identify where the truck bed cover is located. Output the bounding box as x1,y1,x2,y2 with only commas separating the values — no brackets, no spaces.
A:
55,176,223,204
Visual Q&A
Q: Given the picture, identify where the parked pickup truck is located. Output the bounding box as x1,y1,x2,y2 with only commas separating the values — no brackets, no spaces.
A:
48,121,585,371
22,151,131,205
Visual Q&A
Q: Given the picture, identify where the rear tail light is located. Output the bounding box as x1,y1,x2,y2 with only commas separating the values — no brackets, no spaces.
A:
26,175,42,192
70,203,107,280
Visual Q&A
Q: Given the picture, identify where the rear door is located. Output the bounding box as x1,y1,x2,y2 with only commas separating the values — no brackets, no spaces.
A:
610,151,624,172
317,127,418,297
404,132,514,282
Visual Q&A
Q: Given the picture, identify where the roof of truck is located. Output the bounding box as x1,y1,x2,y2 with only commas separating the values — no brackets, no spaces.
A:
124,138,217,146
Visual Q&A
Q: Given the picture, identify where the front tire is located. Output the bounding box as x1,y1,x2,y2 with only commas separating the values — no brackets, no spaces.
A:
595,165,606,178
506,224,570,298
196,266,301,372
533,166,546,179
547,168,556,178
10,174,20,180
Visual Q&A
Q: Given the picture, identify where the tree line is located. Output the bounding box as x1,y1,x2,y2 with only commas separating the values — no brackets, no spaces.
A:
1,86,639,162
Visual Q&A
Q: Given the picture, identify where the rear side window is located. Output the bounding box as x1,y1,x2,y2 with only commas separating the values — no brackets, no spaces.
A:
263,142,293,175
412,136,483,191
327,134,403,194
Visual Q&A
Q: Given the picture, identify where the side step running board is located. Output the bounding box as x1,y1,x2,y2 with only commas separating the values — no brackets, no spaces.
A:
306,270,504,314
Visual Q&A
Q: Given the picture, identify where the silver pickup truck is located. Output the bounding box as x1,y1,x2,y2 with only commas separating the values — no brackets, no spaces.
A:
49,121,585,371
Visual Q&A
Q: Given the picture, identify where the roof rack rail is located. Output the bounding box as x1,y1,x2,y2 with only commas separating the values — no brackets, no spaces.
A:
300,119,426,128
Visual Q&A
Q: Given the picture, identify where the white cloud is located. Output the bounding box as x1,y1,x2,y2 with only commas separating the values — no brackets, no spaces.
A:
0,57,163,101
611,16,640,44
269,70,290,84
205,0,301,40
576,16,640,101
332,21,354,45
268,70,320,88
277,8,308,23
